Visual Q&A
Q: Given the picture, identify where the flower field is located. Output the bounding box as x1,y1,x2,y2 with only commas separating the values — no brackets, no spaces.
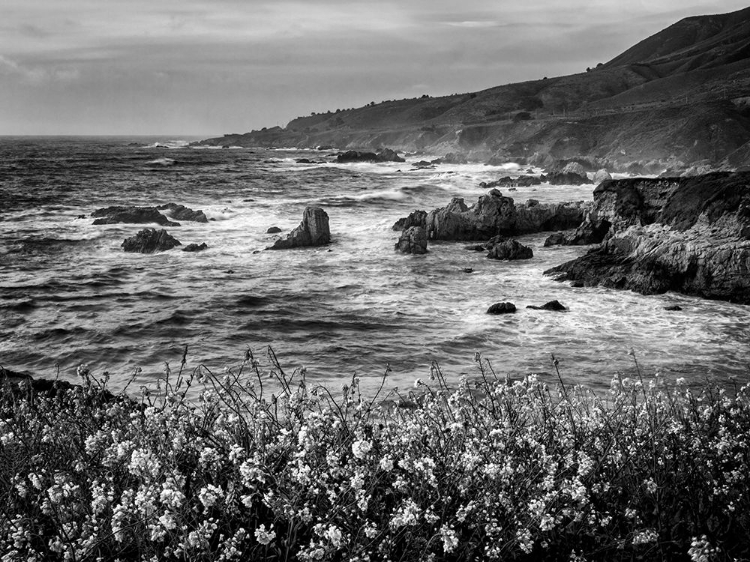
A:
1,350,749,561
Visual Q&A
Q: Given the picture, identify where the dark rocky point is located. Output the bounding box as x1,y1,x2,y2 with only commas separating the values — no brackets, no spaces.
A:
92,206,180,227
527,300,567,311
487,302,517,314
268,207,331,250
487,239,534,260
392,210,427,231
122,229,181,253
156,203,208,223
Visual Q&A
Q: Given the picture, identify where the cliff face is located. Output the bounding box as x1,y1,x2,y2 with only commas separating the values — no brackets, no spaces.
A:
546,173,750,303
195,7,750,171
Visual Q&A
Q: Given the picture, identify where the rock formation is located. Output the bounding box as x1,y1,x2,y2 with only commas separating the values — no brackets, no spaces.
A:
92,206,180,226
592,169,612,185
182,243,208,252
395,226,428,254
412,189,585,241
268,207,331,250
122,229,181,253
156,203,209,223
546,172,750,303
487,238,533,260
527,300,567,311
392,210,427,231
336,148,405,163
487,302,516,314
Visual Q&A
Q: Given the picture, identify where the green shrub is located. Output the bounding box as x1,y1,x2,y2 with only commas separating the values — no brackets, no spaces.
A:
1,350,749,561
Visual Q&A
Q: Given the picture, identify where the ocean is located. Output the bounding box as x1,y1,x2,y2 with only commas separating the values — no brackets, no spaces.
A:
1,136,748,397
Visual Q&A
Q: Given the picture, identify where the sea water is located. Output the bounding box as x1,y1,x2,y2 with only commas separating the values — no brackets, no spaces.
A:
1,137,748,397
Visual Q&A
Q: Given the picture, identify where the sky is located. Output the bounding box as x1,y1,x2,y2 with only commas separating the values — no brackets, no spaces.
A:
1,0,748,136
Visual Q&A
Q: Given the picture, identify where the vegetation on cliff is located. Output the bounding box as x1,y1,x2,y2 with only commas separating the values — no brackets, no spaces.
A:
196,7,750,170
2,352,749,561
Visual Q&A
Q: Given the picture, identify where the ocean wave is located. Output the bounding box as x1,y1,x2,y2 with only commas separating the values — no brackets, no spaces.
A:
145,158,176,166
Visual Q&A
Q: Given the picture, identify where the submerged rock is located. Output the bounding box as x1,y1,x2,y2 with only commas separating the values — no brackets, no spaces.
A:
156,203,208,223
487,302,516,314
395,226,428,254
122,229,181,253
268,207,331,250
92,206,180,227
266,226,282,234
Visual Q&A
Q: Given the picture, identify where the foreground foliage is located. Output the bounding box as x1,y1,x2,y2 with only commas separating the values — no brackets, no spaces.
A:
1,350,749,561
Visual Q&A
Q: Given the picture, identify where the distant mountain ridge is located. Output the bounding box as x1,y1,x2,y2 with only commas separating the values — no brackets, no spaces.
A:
197,7,750,172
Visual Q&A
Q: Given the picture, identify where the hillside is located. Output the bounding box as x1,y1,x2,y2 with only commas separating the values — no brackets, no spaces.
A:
196,6,750,171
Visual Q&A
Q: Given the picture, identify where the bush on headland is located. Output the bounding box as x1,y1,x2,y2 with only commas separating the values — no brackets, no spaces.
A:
1,350,749,561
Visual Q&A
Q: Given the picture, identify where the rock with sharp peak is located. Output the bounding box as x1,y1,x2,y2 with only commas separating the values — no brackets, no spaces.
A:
268,207,331,250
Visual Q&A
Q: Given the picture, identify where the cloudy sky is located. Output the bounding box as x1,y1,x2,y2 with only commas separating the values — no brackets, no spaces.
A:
1,0,747,136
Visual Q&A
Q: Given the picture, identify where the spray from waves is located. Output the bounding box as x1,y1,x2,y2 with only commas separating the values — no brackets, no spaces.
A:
145,158,176,166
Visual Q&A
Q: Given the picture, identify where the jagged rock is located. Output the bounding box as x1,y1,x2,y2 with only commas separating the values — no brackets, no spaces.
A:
378,148,406,163
268,207,331,250
487,239,533,260
92,206,180,226
266,226,282,234
423,189,585,241
546,172,750,303
527,300,567,311
395,226,428,254
562,162,588,177
182,243,208,252
487,302,516,314
392,210,427,231
593,169,612,185
122,229,181,253
156,203,208,223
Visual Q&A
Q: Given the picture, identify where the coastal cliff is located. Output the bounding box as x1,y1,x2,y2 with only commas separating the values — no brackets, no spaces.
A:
195,7,750,172
546,172,750,303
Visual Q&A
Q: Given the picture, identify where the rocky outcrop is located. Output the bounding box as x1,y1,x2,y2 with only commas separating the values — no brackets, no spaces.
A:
395,226,428,254
92,206,180,227
487,239,533,260
420,190,585,241
122,229,181,253
392,210,427,231
592,169,612,185
487,302,516,314
336,148,405,163
546,172,750,303
182,243,208,252
156,203,208,223
268,207,331,250
527,300,567,311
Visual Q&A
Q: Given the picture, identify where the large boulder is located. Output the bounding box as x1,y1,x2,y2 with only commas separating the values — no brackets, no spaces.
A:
487,302,516,314
268,207,331,250
487,239,533,260
122,229,181,253
546,172,750,303
92,206,180,226
156,203,208,223
395,226,428,254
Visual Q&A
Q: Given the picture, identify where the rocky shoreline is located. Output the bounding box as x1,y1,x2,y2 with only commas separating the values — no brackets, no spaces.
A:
545,172,750,304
